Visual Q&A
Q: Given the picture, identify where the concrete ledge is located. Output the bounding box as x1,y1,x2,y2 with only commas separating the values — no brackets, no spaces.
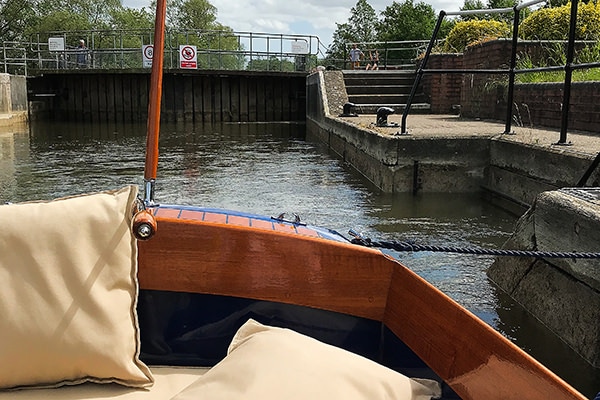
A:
488,190,600,367
306,117,490,192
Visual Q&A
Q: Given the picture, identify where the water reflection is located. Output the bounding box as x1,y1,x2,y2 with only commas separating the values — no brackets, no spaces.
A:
1,120,598,397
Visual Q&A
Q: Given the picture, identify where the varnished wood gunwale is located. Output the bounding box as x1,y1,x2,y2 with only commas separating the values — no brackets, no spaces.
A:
138,215,394,321
137,213,587,400
384,266,587,400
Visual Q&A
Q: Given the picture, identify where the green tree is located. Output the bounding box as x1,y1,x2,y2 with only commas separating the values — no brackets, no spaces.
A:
28,10,92,37
175,0,217,29
153,0,241,70
1,0,41,42
24,0,128,38
349,0,378,43
327,0,377,63
247,56,295,71
328,22,354,63
150,0,218,30
377,0,437,41
460,0,486,21
459,0,527,23
487,0,521,23
109,7,154,31
68,0,122,28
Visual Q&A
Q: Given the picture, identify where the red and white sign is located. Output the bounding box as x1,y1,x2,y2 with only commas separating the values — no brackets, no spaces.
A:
142,45,153,68
179,45,197,69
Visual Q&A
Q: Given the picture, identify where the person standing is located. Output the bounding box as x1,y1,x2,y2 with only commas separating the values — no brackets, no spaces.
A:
348,44,363,70
76,39,88,68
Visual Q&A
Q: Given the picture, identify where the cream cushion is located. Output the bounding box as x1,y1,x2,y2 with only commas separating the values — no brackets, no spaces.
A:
0,186,153,390
172,319,442,400
0,367,208,400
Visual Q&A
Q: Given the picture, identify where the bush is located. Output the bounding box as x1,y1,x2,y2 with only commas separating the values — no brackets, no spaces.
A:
441,19,511,53
519,2,600,40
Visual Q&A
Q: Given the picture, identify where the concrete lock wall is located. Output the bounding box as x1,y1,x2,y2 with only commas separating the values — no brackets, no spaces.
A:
306,71,490,193
0,74,10,113
0,73,28,128
488,191,600,367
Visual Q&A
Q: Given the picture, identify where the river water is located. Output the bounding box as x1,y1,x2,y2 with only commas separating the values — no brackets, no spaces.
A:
1,120,598,397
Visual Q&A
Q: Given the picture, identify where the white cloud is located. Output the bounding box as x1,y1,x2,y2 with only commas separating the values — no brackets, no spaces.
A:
122,0,465,48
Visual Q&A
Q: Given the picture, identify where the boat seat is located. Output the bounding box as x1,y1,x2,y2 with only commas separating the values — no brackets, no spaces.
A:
0,367,210,400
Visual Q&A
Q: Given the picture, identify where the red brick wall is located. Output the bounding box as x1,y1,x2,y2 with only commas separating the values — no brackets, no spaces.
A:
513,82,600,132
460,39,512,120
422,53,463,113
424,39,600,133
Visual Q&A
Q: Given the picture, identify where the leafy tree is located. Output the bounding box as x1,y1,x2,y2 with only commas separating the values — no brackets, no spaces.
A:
377,0,437,41
328,22,354,63
460,0,486,21
149,0,242,70
150,0,218,30
175,0,217,30
376,0,443,63
349,0,378,43
68,0,122,28
487,0,521,23
109,7,154,31
246,56,295,71
23,0,127,39
1,0,41,42
461,0,486,11
459,0,527,23
327,0,377,62
27,10,92,38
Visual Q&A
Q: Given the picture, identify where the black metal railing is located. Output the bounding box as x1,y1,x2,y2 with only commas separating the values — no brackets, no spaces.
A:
401,0,600,145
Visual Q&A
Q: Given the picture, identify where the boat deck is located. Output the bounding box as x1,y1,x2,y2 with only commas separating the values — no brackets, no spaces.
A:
151,204,349,242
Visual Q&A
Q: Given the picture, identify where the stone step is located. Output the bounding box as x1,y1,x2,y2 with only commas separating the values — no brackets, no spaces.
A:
342,68,430,113
348,93,428,104
345,76,416,86
344,72,417,87
347,103,431,115
346,84,415,95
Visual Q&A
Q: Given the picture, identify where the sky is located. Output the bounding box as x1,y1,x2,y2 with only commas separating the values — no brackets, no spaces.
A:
121,0,465,49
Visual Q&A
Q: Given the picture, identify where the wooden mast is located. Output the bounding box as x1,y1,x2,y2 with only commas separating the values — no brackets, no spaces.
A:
143,0,167,205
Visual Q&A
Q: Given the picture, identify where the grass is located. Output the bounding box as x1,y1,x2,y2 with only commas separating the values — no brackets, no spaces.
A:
515,42,600,83
516,68,600,83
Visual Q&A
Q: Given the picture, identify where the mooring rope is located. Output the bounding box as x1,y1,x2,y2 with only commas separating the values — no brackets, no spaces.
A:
347,230,600,259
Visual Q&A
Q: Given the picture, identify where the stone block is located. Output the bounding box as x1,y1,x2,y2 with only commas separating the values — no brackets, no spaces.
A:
488,189,600,367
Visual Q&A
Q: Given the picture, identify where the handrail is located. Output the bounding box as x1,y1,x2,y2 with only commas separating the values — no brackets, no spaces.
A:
0,29,322,74
341,40,430,70
559,0,578,145
1,42,27,75
400,0,597,146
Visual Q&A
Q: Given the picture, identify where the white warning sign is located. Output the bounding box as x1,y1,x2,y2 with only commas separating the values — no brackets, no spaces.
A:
142,45,153,68
179,45,197,69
